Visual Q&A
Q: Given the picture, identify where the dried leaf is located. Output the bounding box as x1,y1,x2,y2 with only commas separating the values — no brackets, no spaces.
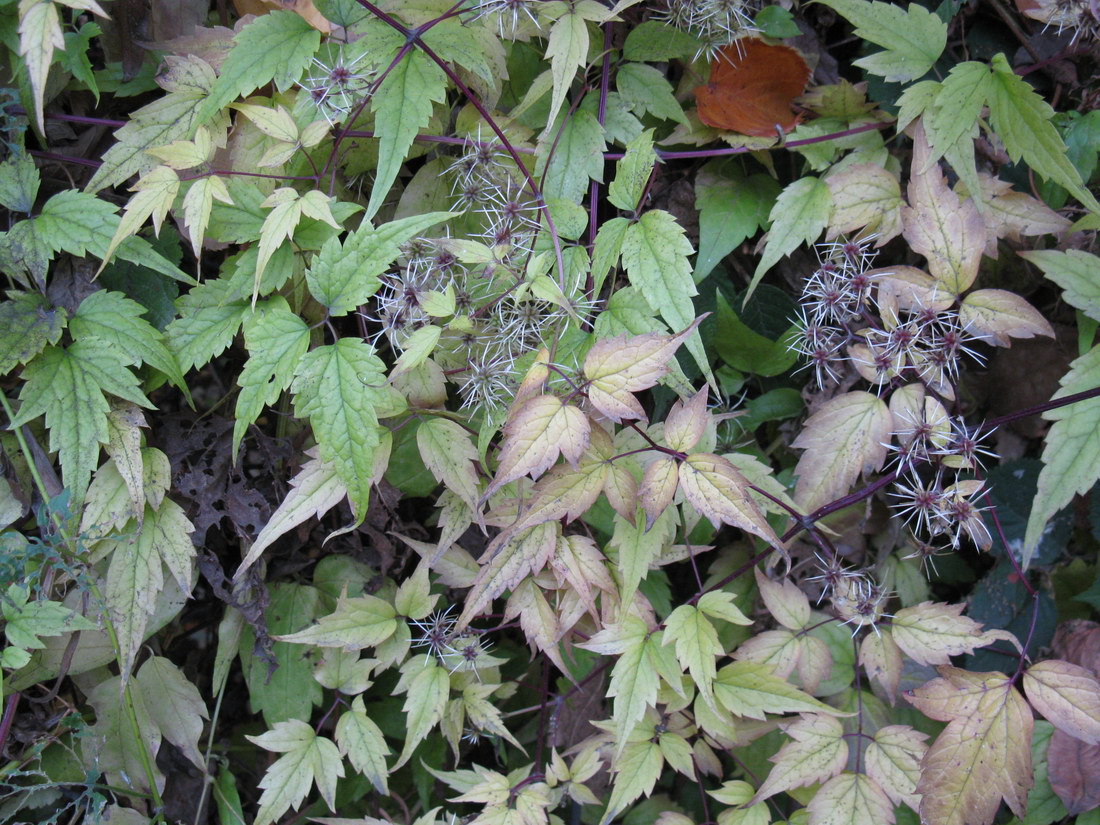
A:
695,39,811,137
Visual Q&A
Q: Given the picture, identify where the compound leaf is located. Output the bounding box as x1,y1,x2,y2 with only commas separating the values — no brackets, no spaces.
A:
816,0,946,82
197,11,320,124
247,720,343,825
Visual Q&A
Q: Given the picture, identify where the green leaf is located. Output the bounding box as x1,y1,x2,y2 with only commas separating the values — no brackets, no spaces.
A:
0,292,65,376
622,20,699,61
609,506,675,608
197,11,320,125
84,673,163,795
1021,249,1100,322
138,656,209,770
236,450,348,578
988,53,1100,214
536,108,606,205
615,63,687,125
714,661,841,720
749,176,832,301
307,211,455,316
71,290,184,390
12,338,151,500
233,297,311,457
367,50,447,220
606,618,659,748
924,61,991,170
816,0,947,83
622,209,709,379
292,339,390,523
0,151,40,213
165,276,250,374
591,215,630,298
1025,344,1100,565
247,720,344,825
394,658,450,769
87,55,217,194
239,583,323,726
608,129,657,212
336,696,390,794
714,292,798,377
7,190,191,286
417,417,481,509
274,592,398,650
694,166,778,282
544,5,592,138
755,5,802,38
2,585,96,652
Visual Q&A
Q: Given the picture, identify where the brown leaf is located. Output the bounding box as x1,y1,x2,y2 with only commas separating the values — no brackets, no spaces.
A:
695,39,811,137
1048,728,1100,814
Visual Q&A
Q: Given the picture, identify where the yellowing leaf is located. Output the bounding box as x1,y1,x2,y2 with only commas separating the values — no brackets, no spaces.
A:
583,321,699,422
755,568,810,631
602,740,664,825
959,289,1055,347
865,725,927,811
417,417,481,509
336,696,389,794
860,630,903,702
807,772,895,825
457,522,558,628
902,124,986,295
664,603,724,709
232,102,299,143
664,388,710,453
484,395,590,499
99,166,181,274
394,658,450,769
1023,660,1100,746
890,601,990,665
638,456,680,530
714,661,843,721
826,162,903,244
733,628,803,679
792,391,891,512
273,592,398,651
237,450,347,577
906,667,1034,825
678,453,780,547
181,175,233,259
752,714,848,803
